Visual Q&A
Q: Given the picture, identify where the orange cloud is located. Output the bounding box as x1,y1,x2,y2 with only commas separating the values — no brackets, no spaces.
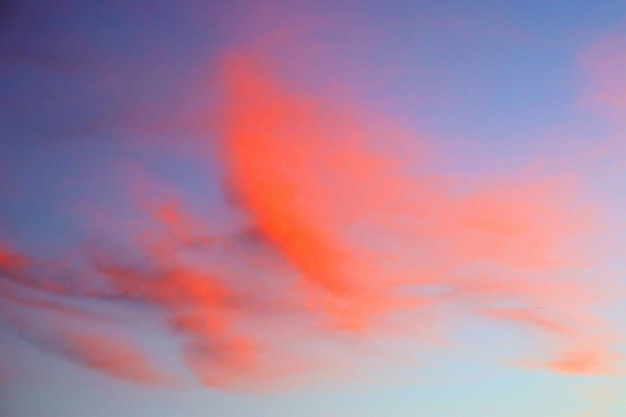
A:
219,52,429,331
58,331,169,385
91,252,258,382
0,296,167,385
548,348,619,375
0,45,623,390
218,50,620,374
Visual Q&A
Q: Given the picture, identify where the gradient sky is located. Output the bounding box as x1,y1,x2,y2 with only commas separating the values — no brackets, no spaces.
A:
2,1,626,416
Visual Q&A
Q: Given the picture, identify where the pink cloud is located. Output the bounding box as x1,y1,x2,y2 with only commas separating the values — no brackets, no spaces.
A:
57,331,170,385
0,298,168,386
0,45,623,390
580,32,626,118
218,50,621,374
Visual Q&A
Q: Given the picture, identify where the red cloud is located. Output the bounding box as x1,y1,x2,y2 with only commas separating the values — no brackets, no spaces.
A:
0,296,167,386
58,331,169,385
218,50,621,374
0,47,623,390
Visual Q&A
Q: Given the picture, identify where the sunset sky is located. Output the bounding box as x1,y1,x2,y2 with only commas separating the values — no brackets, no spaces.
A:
2,1,626,416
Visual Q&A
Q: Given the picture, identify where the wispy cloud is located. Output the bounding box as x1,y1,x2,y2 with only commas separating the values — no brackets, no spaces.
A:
0,45,623,391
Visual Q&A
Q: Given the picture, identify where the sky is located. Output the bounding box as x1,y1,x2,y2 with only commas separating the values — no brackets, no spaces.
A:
2,0,626,416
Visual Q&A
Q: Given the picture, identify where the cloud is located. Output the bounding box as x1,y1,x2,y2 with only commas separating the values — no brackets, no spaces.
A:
548,348,619,375
55,331,169,385
218,50,621,373
580,32,626,119
0,296,168,385
0,45,623,391
219,51,434,331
